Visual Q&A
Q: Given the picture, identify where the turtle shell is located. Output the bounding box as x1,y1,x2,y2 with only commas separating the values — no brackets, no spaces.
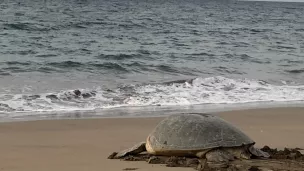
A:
146,113,255,152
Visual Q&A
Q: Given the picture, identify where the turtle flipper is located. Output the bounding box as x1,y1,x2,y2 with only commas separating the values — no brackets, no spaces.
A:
114,142,147,158
205,149,234,168
248,145,270,158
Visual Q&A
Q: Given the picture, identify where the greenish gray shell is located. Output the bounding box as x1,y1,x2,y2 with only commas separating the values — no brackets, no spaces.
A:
147,113,255,151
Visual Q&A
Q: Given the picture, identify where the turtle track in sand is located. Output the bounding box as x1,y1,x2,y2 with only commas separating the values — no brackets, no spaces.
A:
108,146,304,171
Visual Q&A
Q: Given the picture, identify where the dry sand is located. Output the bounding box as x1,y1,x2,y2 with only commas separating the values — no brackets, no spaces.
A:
0,107,303,171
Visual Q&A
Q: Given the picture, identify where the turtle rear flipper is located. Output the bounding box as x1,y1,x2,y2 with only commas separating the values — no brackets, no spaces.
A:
248,145,270,158
114,142,147,158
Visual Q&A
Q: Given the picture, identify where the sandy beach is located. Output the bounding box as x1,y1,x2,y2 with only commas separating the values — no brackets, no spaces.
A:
0,107,304,171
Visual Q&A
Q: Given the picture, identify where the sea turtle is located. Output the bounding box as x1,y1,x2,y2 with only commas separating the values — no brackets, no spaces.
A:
112,113,269,168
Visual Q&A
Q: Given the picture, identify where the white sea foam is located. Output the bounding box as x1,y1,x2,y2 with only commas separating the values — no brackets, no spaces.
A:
0,76,304,115
123,76,304,106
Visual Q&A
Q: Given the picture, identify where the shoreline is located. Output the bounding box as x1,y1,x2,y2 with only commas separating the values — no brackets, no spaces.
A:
1,102,304,123
0,107,303,171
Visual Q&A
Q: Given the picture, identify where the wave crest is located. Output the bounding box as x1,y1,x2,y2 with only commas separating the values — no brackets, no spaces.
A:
123,76,304,106
0,76,304,113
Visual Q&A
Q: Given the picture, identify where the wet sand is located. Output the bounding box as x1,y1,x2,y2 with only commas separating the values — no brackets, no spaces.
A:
0,107,303,171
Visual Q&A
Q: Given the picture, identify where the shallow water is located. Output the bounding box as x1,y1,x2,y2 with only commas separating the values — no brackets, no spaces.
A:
0,0,304,120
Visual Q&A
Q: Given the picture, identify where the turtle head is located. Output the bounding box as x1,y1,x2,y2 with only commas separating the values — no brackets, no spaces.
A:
146,135,157,154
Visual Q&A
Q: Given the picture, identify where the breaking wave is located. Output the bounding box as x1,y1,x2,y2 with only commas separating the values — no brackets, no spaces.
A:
1,76,304,114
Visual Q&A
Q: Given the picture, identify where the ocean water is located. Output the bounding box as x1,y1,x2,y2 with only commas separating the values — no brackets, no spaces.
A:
0,0,304,120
